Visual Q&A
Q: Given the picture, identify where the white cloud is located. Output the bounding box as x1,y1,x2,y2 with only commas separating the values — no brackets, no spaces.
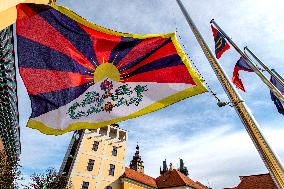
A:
123,121,284,189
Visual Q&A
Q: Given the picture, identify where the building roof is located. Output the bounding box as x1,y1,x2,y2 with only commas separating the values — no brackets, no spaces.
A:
231,173,277,189
122,167,157,188
122,167,208,189
155,169,208,189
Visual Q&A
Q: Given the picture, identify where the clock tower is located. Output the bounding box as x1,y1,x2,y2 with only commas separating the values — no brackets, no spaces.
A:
129,144,144,174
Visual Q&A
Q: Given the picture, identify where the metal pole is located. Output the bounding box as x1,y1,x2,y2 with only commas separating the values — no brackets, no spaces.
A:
211,19,284,103
175,0,284,188
244,47,284,88
271,69,284,84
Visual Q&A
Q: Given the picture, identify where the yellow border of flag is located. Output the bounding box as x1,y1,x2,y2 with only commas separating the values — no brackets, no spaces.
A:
26,4,207,135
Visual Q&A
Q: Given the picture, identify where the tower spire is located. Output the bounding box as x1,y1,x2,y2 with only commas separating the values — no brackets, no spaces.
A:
129,144,144,173
160,159,168,175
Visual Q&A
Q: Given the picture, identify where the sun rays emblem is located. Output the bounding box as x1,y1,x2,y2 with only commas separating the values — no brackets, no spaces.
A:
67,57,151,118
91,57,121,83
64,45,155,117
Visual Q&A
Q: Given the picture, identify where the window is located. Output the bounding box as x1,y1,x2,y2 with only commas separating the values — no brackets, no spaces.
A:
82,181,89,189
112,146,118,156
87,159,95,171
109,164,115,176
92,141,99,151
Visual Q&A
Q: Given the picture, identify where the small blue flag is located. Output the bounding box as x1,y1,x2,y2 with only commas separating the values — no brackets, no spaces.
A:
270,76,284,116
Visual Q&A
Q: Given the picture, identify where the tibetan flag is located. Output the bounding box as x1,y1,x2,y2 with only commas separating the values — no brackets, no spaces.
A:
270,76,284,116
211,25,230,59
232,57,253,92
16,4,207,135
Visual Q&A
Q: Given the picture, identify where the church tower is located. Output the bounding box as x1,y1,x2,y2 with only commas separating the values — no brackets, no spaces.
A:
129,144,144,174
60,124,128,189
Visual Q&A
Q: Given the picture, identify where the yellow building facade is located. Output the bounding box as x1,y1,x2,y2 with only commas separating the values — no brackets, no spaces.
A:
60,124,127,189
60,124,209,189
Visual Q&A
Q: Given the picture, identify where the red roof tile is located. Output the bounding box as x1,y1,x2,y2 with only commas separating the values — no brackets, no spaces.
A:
234,173,277,189
195,181,210,189
155,169,208,189
122,167,157,188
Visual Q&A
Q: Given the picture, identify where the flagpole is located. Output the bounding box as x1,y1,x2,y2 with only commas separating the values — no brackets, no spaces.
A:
175,0,284,188
244,46,284,87
211,19,284,103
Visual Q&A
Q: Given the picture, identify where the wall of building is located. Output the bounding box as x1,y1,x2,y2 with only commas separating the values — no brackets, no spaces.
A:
68,127,127,189
0,0,51,30
122,182,154,189
70,175,97,189
163,186,189,189
120,178,157,189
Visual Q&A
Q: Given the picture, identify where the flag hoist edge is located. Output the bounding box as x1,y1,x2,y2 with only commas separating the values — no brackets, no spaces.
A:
16,4,207,135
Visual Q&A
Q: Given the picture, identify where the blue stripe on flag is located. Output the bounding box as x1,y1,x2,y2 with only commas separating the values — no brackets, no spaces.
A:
270,76,284,115
35,6,99,67
30,82,92,118
17,36,91,75
124,54,182,78
110,37,142,66
118,39,171,72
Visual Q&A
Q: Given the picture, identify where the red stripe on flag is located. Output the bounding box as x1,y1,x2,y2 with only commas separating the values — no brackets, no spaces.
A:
211,25,218,39
122,65,196,84
117,37,168,69
16,5,95,71
17,4,39,20
216,42,230,59
121,42,177,76
79,24,121,64
20,68,92,95
232,66,246,92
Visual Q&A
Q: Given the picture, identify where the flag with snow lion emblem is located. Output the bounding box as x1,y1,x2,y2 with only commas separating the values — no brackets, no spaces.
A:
16,4,207,135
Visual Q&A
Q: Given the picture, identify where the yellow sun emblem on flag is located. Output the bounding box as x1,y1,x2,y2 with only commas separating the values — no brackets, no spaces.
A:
93,61,120,82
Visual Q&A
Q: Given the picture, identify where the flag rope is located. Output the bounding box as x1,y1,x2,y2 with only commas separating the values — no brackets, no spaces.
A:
176,30,224,105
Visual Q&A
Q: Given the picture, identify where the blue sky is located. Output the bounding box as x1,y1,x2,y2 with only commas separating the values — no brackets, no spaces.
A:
16,0,284,188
